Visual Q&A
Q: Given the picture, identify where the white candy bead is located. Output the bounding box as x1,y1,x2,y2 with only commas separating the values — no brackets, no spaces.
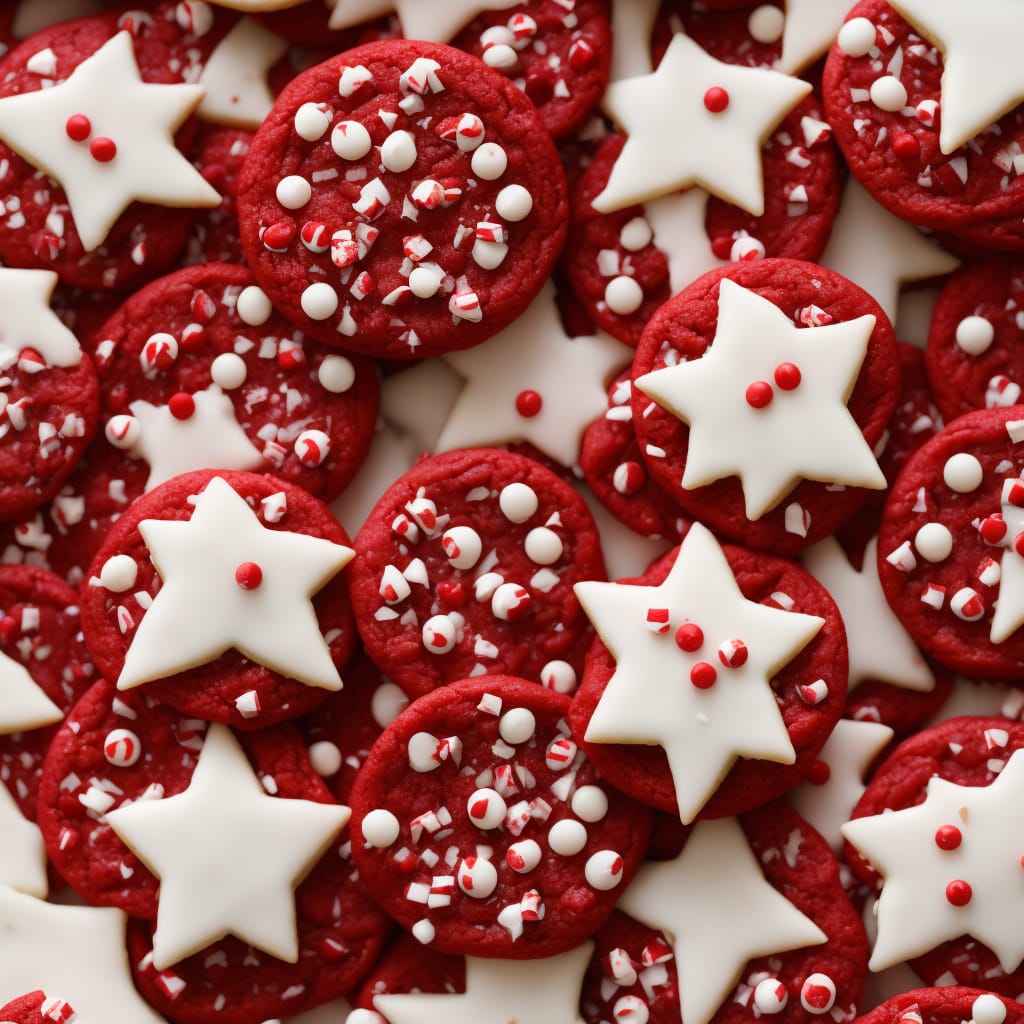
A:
471,142,508,180
381,130,417,172
499,482,538,522
943,453,984,493
498,708,536,744
972,995,1008,1024
956,315,995,355
236,285,273,325
870,76,907,112
540,660,577,693
308,740,342,777
506,838,542,872
495,184,533,221
585,850,624,890
837,17,877,57
441,526,483,570
548,819,588,856
571,785,608,822
294,101,331,141
748,5,784,44
103,728,141,767
332,120,372,160
276,175,311,209
754,978,789,1014
524,527,563,565
301,283,339,320
914,522,953,562
362,808,401,848
99,554,138,592
408,731,441,772
467,787,507,829
318,355,355,393
210,352,247,390
604,275,643,315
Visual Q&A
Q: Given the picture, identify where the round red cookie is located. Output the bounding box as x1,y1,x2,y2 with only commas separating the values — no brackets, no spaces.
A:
93,261,380,502
823,0,1024,250
569,534,848,819
80,469,359,729
565,97,841,348
350,675,652,958
0,564,94,820
579,369,690,540
0,6,230,290
349,448,606,699
924,260,1024,424
237,38,568,358
853,989,1024,1024
452,0,612,142
581,804,868,1024
876,406,1024,680
844,717,1024,996
652,0,788,71
631,258,900,555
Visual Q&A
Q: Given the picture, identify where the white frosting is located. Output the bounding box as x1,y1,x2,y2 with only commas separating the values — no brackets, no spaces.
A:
619,818,826,1024
117,476,353,691
0,31,219,251
575,522,823,822
775,0,851,73
609,0,660,82
107,723,349,970
843,746,1024,972
0,268,82,368
0,780,48,898
595,32,810,216
328,0,520,41
373,943,592,1023
636,279,885,520
0,648,63,734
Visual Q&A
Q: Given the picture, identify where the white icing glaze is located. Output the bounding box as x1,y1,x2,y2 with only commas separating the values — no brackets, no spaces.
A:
609,0,660,83
0,780,48,898
0,648,63,734
107,723,349,970
575,523,823,822
328,0,521,42
0,32,219,251
0,268,82,368
636,279,885,520
595,32,810,216
777,0,856,73
117,475,353,691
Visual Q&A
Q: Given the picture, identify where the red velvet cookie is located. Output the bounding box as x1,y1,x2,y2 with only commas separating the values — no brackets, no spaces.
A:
631,259,900,555
0,564,94,821
653,0,785,71
843,717,1024,996
569,524,848,821
237,38,568,358
876,407,1024,680
924,260,1024,424
349,448,606,699
823,0,1024,250
853,989,1024,1024
93,261,379,502
0,992,76,1024
0,6,229,289
253,3,396,49
350,675,652,958
581,804,868,1024
80,469,358,729
452,0,612,142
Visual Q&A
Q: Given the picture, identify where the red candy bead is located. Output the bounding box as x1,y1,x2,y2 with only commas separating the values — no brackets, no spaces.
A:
774,362,801,391
892,132,920,160
703,87,730,113
945,879,972,906
675,622,704,652
690,661,717,689
745,381,773,408
65,114,91,142
235,562,263,590
808,760,831,785
516,390,543,417
167,392,195,420
90,137,117,163
934,825,962,851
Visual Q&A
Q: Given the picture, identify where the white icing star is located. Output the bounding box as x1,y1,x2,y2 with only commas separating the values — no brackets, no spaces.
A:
436,281,629,467
636,278,885,520
0,268,82,368
0,887,165,1024
574,522,824,822
787,719,894,853
594,32,810,216
106,723,349,970
609,0,660,82
127,385,264,492
842,746,1024,972
821,179,960,325
619,818,827,1024
0,783,47,898
117,475,353,692
802,536,935,693
990,477,1024,644
327,0,519,40
0,648,62,734
890,0,1024,154
198,18,288,129
776,0,852,74
373,943,592,1024
0,31,220,252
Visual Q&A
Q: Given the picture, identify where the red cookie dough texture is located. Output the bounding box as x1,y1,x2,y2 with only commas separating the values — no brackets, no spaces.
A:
823,0,1024,251
845,717,1024,996
652,0,788,71
0,565,93,820
853,989,1024,1024
877,407,1024,680
351,930,464,1013
80,469,359,730
237,38,568,358
452,0,612,142
349,675,652,958
565,97,841,348
631,259,900,555
93,261,380,502
570,538,848,819
924,259,1024,423
0,991,77,1024
348,448,606,698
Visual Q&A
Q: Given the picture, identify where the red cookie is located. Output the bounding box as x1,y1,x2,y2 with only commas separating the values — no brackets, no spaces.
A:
252,3,396,49
348,448,606,699
652,0,786,71
823,0,1024,251
0,564,94,820
237,38,568,358
351,930,463,1012
0,6,230,289
0,992,75,1024
630,259,900,555
565,97,840,348
452,0,612,142
876,407,1024,680
93,261,380,502
924,260,1024,424
569,529,848,821
80,469,358,730
350,675,652,958
853,989,1024,1024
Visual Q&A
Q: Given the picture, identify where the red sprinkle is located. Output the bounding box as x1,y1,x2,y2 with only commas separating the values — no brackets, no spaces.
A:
1014,532,1024,558
892,132,920,160
703,87,730,113
90,137,117,163
808,760,831,785
675,622,704,652
167,392,195,420
515,390,543,418
65,114,91,142
980,514,1007,544
235,562,263,590
945,879,972,906
690,661,717,689
745,381,774,408
437,580,468,608
934,825,962,851
774,362,801,391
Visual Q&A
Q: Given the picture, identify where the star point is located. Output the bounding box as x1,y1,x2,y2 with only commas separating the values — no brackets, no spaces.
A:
776,0,853,74
0,268,82,368
0,783,47,899
0,648,63,734
107,723,350,970
328,0,520,41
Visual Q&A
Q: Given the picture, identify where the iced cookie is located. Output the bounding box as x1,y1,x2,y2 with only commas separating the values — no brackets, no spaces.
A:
237,38,568,358
80,469,359,729
348,448,606,698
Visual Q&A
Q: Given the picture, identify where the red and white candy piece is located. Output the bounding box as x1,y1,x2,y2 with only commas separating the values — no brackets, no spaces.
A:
799,974,836,1014
545,736,576,770
585,849,624,890
140,332,178,375
506,838,542,873
294,429,331,468
105,414,141,450
441,526,482,570
104,728,142,767
612,996,649,1024
422,614,458,654
491,582,531,621
408,731,442,772
540,660,576,694
754,978,789,1014
457,855,498,898
40,998,77,1024
467,787,507,830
